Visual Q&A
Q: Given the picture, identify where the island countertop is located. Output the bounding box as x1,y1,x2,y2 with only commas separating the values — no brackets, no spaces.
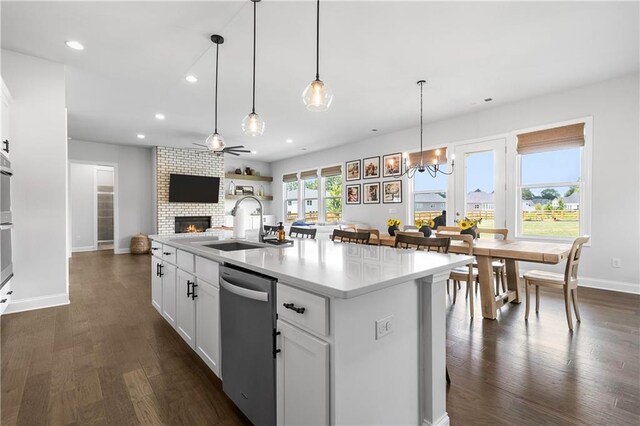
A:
150,233,474,299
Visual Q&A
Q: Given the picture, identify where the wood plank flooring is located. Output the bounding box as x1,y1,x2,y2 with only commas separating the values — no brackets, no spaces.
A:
2,250,639,425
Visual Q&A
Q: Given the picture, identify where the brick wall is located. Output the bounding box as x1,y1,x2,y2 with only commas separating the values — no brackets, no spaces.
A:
156,146,225,234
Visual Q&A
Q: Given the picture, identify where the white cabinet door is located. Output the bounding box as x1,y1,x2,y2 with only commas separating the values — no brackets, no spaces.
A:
151,256,163,314
161,263,177,328
276,320,329,426
176,269,196,349
195,278,221,377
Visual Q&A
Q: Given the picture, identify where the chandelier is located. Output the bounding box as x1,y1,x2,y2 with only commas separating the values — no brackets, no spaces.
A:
393,80,455,178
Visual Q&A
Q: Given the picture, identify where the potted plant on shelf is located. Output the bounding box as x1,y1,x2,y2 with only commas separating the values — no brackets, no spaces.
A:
415,218,435,237
457,217,482,239
387,218,401,236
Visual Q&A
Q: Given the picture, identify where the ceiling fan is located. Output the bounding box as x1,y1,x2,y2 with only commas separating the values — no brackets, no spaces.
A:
192,142,250,156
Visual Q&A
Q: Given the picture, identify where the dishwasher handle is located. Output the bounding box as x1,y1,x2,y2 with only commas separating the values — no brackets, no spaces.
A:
220,277,269,302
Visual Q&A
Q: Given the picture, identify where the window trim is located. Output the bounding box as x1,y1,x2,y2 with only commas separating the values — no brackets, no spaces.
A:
282,164,343,224
283,180,300,223
513,117,592,243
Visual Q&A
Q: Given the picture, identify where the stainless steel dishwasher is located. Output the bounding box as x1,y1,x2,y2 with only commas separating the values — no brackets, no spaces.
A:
220,264,277,425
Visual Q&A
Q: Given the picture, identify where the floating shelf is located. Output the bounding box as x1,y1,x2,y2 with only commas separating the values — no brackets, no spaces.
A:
225,173,273,182
225,194,273,201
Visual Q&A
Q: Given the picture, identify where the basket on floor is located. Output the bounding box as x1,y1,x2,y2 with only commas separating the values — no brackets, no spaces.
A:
130,233,150,254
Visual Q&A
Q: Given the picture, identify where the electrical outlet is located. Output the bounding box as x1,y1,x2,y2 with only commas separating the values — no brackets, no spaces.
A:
375,315,394,340
611,258,622,268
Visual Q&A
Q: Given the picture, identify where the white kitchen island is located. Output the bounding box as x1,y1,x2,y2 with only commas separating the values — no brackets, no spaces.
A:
150,233,472,426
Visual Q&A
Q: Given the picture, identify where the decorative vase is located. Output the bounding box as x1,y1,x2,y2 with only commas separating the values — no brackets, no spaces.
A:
419,225,432,237
461,227,477,239
388,226,399,237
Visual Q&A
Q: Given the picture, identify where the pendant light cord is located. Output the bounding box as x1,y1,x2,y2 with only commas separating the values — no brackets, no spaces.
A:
252,0,257,113
214,41,219,133
419,81,424,165
315,0,320,80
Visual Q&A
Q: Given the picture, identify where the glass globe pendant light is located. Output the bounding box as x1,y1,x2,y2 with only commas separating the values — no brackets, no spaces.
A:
242,0,265,136
303,0,333,111
206,34,226,151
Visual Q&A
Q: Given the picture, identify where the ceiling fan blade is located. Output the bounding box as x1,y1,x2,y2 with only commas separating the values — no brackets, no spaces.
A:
223,145,245,150
193,142,208,148
227,149,251,153
225,151,240,156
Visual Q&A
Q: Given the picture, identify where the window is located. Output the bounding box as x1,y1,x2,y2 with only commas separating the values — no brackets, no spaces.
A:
301,171,319,222
323,174,342,223
516,122,587,239
284,179,299,223
413,165,448,225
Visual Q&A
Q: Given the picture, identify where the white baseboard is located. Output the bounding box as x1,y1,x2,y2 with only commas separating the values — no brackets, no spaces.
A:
4,293,70,314
114,248,130,254
72,246,96,253
423,413,450,426
579,277,639,295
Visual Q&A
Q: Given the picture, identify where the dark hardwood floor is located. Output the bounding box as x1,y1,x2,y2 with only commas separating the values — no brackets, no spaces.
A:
1,251,639,425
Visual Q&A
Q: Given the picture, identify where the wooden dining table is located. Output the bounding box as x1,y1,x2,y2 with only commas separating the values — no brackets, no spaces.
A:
376,233,573,319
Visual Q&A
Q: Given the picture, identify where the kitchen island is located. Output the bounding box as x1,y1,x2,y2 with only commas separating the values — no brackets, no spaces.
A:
150,232,472,425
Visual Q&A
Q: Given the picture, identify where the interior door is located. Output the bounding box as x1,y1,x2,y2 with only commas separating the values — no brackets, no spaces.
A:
454,139,506,231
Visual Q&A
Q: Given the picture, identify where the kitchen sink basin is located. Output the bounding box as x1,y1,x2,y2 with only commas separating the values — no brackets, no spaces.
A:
203,241,266,252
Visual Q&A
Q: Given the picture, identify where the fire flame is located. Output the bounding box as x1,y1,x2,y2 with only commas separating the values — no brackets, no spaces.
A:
186,224,199,233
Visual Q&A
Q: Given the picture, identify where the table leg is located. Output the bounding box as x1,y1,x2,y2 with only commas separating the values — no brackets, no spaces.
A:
476,255,497,320
419,271,450,426
505,259,521,303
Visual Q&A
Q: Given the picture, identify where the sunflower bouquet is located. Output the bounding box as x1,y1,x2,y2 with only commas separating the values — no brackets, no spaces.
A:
456,217,482,238
415,218,436,237
387,218,401,228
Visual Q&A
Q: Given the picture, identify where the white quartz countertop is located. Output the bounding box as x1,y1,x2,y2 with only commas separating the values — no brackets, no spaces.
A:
150,233,473,299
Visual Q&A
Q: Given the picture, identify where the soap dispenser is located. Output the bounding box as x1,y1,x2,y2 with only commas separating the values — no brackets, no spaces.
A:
277,222,286,241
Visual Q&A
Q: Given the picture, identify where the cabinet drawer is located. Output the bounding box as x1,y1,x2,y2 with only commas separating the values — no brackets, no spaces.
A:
151,240,162,256
195,257,219,285
177,250,195,272
0,281,11,314
162,245,177,265
277,284,328,337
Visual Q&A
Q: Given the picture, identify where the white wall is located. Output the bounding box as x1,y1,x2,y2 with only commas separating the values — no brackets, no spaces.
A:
224,157,273,215
271,73,640,293
70,163,96,251
68,139,153,253
2,50,69,312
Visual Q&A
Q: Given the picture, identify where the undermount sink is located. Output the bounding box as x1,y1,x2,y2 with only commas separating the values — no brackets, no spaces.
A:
203,241,267,252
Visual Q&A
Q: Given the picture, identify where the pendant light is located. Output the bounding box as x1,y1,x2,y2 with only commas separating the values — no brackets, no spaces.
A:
302,0,333,111
392,80,454,178
241,0,265,136
206,34,226,151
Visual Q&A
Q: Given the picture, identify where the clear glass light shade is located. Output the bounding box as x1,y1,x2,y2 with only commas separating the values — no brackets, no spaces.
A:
205,132,225,151
302,79,333,111
241,112,265,137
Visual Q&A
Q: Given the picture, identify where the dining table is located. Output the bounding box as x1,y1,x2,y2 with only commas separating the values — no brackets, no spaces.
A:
376,233,573,319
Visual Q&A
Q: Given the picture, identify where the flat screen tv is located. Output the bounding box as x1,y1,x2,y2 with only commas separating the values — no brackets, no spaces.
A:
169,174,220,203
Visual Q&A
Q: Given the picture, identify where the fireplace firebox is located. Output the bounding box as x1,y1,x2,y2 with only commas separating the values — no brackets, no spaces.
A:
175,216,211,233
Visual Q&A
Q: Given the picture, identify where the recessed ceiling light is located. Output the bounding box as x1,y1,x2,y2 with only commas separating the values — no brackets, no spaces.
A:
371,128,378,132
65,40,84,50
137,134,145,139
301,148,307,151
286,139,293,144
155,113,165,120
185,75,198,83
484,97,493,102
67,137,72,140
251,150,257,154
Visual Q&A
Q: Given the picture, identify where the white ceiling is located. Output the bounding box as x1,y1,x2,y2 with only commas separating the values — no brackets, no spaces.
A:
2,1,638,162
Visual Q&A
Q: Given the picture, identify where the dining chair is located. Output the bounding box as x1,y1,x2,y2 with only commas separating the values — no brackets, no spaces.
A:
264,225,279,236
438,232,477,318
394,232,451,253
524,235,590,331
331,229,371,245
477,228,509,295
356,227,381,245
289,226,317,239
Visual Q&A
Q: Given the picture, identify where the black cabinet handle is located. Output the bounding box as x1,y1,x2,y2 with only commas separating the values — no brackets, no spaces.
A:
163,252,172,256
283,303,306,314
191,283,198,300
6,291,12,295
272,329,281,358
158,264,164,277
0,299,6,303
2,140,8,153
151,247,159,251
156,263,160,277
187,280,194,298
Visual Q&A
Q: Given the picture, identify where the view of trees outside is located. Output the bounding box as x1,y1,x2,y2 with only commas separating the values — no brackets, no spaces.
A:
285,175,342,223
304,178,319,221
520,185,580,237
324,175,343,222
285,181,298,222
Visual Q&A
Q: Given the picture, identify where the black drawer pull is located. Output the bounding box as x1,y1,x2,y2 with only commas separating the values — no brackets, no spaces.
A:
163,252,172,256
191,283,198,300
151,247,159,251
2,140,8,153
6,291,12,295
0,299,6,303
158,264,164,277
283,303,305,314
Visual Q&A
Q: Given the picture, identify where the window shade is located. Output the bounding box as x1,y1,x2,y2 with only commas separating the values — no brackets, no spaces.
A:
282,173,298,183
300,170,318,180
517,123,585,154
407,147,447,166
320,165,342,177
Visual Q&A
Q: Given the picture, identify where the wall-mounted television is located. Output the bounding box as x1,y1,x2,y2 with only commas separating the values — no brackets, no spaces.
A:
169,174,220,203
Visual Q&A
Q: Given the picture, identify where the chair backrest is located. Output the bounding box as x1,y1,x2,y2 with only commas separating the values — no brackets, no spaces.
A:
477,228,508,240
394,232,451,253
437,232,474,255
331,229,371,244
264,225,279,236
565,235,590,283
403,225,418,231
289,226,317,239
437,226,461,233
356,228,380,245
339,223,357,232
